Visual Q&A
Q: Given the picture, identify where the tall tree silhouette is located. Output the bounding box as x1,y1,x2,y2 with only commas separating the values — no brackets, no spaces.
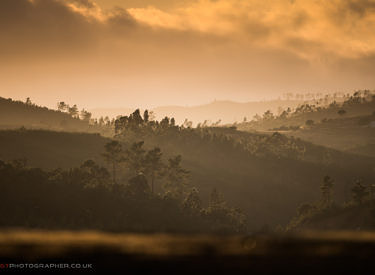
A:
124,141,146,175
57,101,68,112
102,141,123,184
144,147,163,193
68,104,79,118
25,97,32,105
143,110,149,123
80,109,92,122
163,155,189,199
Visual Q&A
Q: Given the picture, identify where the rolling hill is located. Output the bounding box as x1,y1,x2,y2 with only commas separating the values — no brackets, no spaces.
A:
282,115,375,156
1,94,374,230
0,97,92,132
1,127,374,229
238,93,375,156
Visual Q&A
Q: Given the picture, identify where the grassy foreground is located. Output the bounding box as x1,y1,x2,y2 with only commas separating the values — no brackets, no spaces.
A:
1,230,375,273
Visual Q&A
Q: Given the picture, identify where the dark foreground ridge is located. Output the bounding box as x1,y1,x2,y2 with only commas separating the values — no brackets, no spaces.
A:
1,230,375,274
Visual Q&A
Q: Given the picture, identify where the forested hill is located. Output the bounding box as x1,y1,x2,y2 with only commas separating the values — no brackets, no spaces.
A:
281,114,375,157
1,125,374,229
237,90,375,157
238,90,375,132
290,202,375,231
286,182,375,232
0,97,90,131
1,94,374,229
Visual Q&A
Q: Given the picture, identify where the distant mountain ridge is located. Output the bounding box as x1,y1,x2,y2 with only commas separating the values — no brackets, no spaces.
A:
89,99,304,124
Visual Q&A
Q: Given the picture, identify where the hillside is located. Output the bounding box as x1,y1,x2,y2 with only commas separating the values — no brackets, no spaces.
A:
238,94,375,132
1,127,374,229
0,97,93,132
296,203,375,231
0,129,109,169
287,198,375,232
1,95,374,230
282,115,375,156
237,91,375,156
0,160,242,233
142,127,375,227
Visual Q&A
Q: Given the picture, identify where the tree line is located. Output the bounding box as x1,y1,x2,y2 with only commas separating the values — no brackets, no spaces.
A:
287,175,375,231
0,142,246,233
244,90,375,126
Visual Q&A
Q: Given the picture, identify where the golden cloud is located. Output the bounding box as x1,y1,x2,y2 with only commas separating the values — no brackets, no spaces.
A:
126,0,375,60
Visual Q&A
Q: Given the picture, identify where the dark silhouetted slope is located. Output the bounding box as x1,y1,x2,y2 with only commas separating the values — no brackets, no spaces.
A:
0,129,109,169
0,97,90,131
1,128,373,229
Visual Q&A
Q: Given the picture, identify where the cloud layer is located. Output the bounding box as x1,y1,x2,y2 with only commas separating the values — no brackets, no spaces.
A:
128,0,375,60
1,0,374,108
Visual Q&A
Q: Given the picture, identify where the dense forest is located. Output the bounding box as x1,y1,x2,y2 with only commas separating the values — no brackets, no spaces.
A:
0,158,244,233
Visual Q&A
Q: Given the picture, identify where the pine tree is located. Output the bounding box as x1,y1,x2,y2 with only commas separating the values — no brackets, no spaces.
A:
102,141,123,184
124,141,146,175
144,147,163,193
163,155,189,199
143,110,149,123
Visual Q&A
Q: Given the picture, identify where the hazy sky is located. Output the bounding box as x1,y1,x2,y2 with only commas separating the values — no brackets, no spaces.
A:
1,0,375,109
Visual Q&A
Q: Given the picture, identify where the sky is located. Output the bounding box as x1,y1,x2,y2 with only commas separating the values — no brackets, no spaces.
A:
1,0,375,109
